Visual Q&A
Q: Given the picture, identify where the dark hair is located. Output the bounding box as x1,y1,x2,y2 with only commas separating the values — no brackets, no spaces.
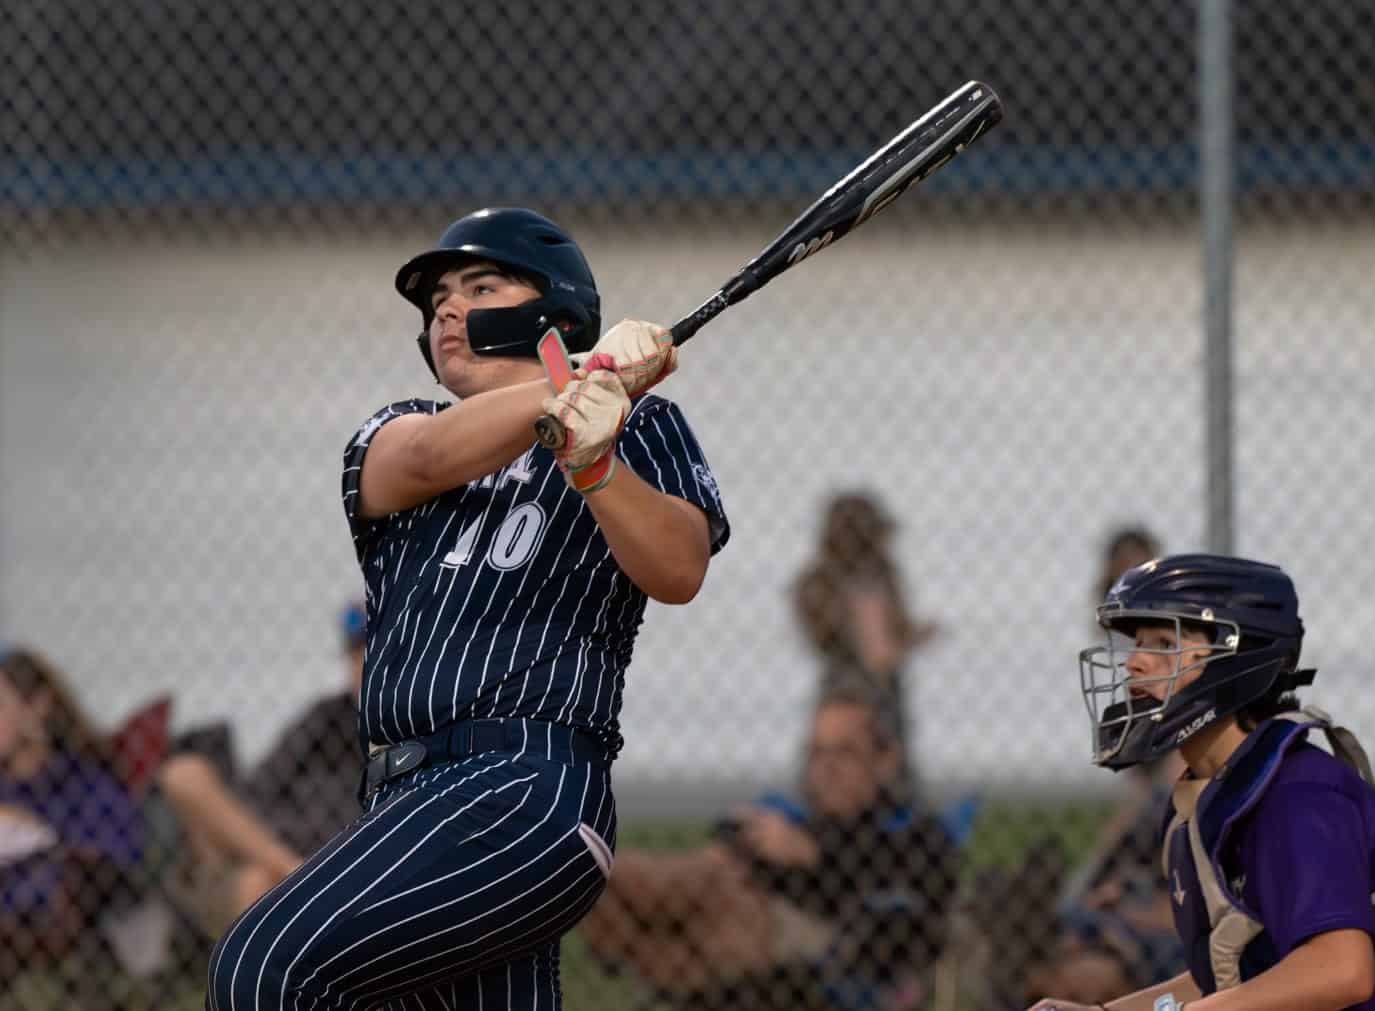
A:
815,679,898,749
495,265,542,292
1105,526,1160,559
467,261,543,295
0,646,112,768
1236,691,1301,731
795,490,913,659
1182,619,1216,641
1112,616,1213,643
1097,524,1162,599
819,491,894,564
1231,627,1304,730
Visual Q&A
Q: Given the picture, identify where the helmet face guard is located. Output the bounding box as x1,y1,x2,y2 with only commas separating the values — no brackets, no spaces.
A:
1080,609,1240,769
1079,554,1308,771
411,283,597,379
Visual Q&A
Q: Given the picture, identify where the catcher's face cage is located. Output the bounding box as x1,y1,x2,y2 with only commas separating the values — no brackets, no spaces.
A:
1078,609,1239,766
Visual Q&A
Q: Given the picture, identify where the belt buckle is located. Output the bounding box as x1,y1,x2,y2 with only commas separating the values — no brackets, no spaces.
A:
386,741,427,778
365,741,428,800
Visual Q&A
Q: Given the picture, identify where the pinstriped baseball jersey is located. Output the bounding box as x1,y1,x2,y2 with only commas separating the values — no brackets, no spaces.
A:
341,392,729,754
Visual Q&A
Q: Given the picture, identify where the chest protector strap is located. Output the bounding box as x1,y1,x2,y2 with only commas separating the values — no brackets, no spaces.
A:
1161,707,1373,992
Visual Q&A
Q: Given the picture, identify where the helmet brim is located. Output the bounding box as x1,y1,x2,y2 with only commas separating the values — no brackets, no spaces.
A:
395,245,550,317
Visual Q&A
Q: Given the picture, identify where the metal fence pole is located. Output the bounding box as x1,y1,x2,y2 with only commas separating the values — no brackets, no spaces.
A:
1200,0,1235,554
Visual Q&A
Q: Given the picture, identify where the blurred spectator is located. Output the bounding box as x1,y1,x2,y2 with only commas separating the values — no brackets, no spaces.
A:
793,491,939,781
0,646,149,997
241,600,366,856
1094,525,1161,602
1015,752,1188,1007
580,688,960,1010
155,751,302,942
157,599,369,939
132,596,365,946
955,525,1178,1010
154,599,371,940
956,834,1070,1011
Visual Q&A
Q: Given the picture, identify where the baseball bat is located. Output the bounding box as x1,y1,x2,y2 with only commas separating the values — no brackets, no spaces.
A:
535,79,1003,451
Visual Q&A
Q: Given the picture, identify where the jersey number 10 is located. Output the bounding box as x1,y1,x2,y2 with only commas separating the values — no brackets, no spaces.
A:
440,502,549,572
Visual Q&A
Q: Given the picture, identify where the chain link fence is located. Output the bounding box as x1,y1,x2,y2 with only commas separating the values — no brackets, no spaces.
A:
2,1,1372,1008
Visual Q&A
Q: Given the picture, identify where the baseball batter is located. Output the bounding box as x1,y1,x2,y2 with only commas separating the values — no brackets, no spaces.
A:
1028,555,1375,1011
206,208,729,1010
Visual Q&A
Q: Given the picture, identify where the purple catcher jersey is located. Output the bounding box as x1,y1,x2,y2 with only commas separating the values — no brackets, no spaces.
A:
1232,742,1375,1008
1169,737,1375,1006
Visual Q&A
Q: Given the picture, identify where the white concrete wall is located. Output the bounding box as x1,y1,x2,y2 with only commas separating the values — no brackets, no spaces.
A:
3,212,1372,810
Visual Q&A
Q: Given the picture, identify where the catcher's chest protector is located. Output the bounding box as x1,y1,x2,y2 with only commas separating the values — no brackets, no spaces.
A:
1161,709,1374,993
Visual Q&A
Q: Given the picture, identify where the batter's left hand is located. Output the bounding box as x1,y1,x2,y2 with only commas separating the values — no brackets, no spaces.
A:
585,319,677,397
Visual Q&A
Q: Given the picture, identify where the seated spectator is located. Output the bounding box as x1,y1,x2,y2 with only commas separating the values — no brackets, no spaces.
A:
154,751,303,941
580,687,960,1010
156,599,369,939
956,526,1178,1010
0,625,364,1000
1017,753,1187,1007
242,600,366,857
0,646,148,994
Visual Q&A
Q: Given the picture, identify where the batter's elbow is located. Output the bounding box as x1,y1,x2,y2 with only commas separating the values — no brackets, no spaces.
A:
652,586,698,606
650,565,707,605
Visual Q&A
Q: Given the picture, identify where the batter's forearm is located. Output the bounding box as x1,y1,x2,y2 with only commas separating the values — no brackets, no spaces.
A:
583,464,710,604
406,380,551,486
359,379,550,517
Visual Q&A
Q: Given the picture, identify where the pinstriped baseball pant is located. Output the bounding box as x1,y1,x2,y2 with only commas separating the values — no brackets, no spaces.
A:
205,751,616,1010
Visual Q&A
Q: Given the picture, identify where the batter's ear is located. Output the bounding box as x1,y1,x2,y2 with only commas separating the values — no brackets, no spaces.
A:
416,331,441,383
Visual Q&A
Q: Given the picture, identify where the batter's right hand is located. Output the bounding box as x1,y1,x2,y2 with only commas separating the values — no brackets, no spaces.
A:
586,319,677,397
540,369,629,469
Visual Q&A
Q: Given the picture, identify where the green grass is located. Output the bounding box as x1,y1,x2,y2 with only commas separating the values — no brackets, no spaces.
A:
962,797,1115,870
559,797,1117,1010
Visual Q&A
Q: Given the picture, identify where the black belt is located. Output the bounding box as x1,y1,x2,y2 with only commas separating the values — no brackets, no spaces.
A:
362,717,611,801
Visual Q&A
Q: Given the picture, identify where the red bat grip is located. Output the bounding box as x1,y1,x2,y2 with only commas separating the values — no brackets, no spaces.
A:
534,327,574,450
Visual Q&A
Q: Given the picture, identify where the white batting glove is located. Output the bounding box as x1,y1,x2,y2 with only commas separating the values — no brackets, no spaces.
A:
584,319,677,397
540,369,630,492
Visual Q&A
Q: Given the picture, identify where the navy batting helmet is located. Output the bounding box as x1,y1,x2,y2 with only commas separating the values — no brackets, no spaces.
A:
395,208,601,378
1079,553,1312,770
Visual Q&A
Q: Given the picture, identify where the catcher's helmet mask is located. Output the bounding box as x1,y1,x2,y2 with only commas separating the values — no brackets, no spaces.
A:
1078,554,1311,770
396,208,601,380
